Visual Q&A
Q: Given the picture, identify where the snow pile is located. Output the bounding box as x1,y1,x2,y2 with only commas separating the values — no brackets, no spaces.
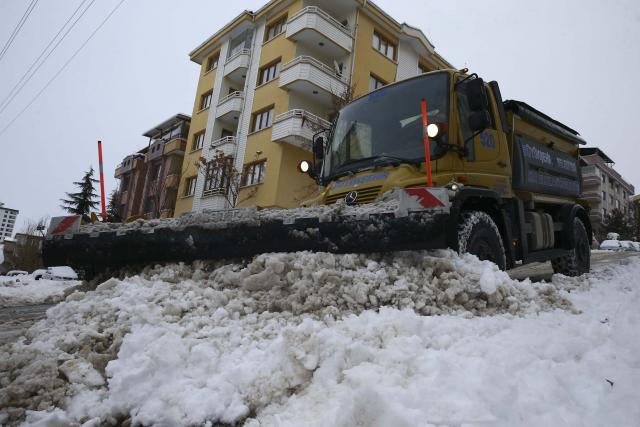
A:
1,252,639,426
0,276,81,307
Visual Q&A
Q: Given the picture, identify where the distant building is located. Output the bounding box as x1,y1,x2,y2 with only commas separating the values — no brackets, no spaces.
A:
0,202,18,242
580,147,635,237
115,114,191,219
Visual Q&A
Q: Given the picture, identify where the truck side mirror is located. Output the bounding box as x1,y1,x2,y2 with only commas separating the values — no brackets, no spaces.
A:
466,78,488,112
469,111,491,132
313,136,325,160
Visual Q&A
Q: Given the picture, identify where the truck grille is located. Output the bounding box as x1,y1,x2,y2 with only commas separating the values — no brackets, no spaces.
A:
325,185,382,205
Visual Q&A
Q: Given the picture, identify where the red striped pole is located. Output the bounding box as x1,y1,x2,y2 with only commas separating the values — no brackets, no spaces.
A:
421,99,433,187
97,140,107,221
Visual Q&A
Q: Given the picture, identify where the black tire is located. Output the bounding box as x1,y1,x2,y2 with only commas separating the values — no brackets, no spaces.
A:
457,211,507,270
551,217,590,276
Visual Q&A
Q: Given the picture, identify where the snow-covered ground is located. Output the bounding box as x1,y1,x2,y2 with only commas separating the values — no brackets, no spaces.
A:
0,276,81,308
1,251,639,426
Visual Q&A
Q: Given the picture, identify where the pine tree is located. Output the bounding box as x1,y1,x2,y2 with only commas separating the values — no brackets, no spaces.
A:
106,190,122,223
603,208,633,240
60,167,99,222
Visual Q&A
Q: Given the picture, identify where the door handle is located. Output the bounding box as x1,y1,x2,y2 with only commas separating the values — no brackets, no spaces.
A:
497,160,507,168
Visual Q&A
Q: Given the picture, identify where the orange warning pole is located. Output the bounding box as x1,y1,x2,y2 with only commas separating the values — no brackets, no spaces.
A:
421,99,433,187
97,140,107,221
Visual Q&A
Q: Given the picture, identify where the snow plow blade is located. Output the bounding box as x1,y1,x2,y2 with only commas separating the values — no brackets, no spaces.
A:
43,188,451,278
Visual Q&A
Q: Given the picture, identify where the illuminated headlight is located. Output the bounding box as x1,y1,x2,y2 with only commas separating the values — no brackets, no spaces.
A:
445,181,463,193
298,160,311,173
427,123,439,138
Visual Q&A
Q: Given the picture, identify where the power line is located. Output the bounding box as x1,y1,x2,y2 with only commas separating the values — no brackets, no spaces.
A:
0,0,95,115
0,0,127,138
0,0,39,63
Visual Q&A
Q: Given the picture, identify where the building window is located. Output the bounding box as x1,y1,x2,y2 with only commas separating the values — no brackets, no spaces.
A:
242,160,266,186
203,157,233,194
418,62,431,74
206,53,219,72
369,74,387,92
265,15,287,42
200,90,213,110
251,106,274,132
372,31,397,60
259,59,281,85
192,130,205,150
184,177,197,197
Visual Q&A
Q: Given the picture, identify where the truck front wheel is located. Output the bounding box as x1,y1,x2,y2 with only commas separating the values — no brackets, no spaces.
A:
551,217,590,276
457,211,507,270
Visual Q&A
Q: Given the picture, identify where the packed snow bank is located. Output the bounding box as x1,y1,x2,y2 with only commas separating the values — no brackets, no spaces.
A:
1,251,639,426
0,276,81,307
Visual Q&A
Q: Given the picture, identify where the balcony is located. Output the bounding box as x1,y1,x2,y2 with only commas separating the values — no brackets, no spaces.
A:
581,165,602,186
216,91,244,123
272,109,331,151
224,48,251,85
163,139,187,156
589,210,604,222
279,56,348,106
211,136,237,149
286,6,353,55
114,157,143,178
581,191,601,202
165,173,180,189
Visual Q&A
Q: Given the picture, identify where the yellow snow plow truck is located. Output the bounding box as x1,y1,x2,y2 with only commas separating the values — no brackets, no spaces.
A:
43,69,591,278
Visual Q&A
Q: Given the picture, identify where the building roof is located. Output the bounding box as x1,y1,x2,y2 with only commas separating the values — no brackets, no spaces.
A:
579,147,614,164
189,0,453,68
143,114,191,138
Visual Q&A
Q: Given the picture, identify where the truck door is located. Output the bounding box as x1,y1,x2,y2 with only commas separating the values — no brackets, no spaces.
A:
456,83,511,196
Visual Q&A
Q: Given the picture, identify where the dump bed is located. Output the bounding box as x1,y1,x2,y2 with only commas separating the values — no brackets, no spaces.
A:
504,100,586,198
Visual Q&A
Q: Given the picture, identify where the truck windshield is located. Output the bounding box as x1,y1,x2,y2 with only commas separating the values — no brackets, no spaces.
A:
324,72,450,179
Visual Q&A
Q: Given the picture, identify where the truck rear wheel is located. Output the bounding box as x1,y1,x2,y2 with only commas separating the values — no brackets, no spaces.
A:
458,211,507,270
551,217,590,276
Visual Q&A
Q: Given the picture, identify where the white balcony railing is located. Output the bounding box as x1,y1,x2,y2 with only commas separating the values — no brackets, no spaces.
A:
279,56,348,102
272,109,331,151
287,6,353,52
211,136,237,149
216,91,244,120
224,49,251,81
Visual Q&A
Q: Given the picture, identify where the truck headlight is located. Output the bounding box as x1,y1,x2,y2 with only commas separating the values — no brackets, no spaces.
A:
427,123,439,138
298,160,311,173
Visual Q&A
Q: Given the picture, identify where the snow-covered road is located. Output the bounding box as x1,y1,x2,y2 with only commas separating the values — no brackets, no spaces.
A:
1,251,639,426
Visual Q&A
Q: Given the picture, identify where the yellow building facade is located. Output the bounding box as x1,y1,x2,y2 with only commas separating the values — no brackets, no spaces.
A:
175,0,451,216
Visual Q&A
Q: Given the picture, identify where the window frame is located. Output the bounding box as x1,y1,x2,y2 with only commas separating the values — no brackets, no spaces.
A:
258,59,282,85
251,105,275,132
200,90,213,111
264,15,287,42
368,74,387,92
372,30,397,61
242,160,267,187
205,53,220,72
184,176,197,197
192,130,205,151
203,157,234,195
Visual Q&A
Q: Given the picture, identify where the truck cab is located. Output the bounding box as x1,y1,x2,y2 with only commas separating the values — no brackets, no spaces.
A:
301,69,592,275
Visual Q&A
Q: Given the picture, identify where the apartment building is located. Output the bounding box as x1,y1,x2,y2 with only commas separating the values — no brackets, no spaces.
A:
0,202,19,242
115,114,191,219
580,147,635,236
174,0,452,216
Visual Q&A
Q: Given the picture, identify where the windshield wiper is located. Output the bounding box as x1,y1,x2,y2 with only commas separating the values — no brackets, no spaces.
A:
329,155,421,180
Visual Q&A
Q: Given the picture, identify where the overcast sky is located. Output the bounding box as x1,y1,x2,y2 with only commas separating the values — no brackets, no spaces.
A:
1,0,639,233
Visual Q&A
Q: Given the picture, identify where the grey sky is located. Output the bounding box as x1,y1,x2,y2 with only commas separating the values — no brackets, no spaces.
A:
1,0,639,233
